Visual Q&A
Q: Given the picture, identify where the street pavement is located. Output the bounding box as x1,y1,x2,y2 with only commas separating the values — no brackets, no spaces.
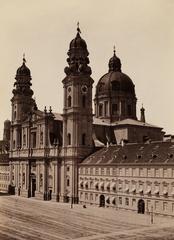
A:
0,196,174,239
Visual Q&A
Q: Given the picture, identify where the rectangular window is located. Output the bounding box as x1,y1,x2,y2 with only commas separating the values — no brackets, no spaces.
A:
147,200,151,212
85,168,88,175
155,201,159,211
155,168,159,177
125,198,129,206
101,168,104,175
119,168,122,176
95,194,98,201
125,168,129,176
113,168,116,176
163,202,168,211
95,167,99,175
104,101,108,116
172,203,174,212
132,168,136,177
147,168,151,177
163,168,168,178
80,192,83,199
106,168,110,176
132,198,136,206
85,193,88,200
31,132,36,148
140,168,144,177
119,197,122,205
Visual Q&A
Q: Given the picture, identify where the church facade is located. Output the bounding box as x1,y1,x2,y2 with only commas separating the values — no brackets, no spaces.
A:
1,26,174,216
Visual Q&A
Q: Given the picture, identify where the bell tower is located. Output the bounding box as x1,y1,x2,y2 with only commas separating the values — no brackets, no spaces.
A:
11,56,35,150
61,24,94,203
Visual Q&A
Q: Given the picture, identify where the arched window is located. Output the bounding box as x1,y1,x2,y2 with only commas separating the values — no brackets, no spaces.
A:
112,104,118,115
82,133,86,145
40,131,43,145
68,96,72,107
99,104,103,116
14,111,16,120
23,134,26,146
82,95,86,107
67,178,70,187
68,133,71,145
127,105,132,116
13,140,16,149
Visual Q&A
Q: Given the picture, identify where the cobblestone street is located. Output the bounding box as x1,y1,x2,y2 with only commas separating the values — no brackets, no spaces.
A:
0,196,174,240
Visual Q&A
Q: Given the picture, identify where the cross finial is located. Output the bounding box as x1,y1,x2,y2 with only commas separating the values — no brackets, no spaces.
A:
113,45,116,55
77,21,81,34
23,53,26,64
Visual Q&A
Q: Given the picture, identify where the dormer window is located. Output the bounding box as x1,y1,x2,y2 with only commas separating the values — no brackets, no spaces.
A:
152,154,157,159
168,153,173,158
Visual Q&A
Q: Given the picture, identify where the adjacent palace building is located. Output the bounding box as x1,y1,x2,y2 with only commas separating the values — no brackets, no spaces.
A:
1,26,174,216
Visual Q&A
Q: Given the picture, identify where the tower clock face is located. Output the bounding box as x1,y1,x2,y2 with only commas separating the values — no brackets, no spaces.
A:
81,85,88,94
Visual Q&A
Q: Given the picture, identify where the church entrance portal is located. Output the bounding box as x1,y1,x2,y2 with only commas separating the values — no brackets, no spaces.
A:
138,199,145,214
99,195,105,207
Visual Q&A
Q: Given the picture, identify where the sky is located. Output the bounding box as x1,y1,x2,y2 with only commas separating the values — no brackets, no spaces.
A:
0,0,174,138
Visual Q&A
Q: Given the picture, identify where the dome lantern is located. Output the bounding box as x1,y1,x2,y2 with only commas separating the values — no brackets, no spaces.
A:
108,46,121,72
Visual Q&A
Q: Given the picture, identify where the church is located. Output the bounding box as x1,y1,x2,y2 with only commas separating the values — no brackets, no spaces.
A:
0,25,174,216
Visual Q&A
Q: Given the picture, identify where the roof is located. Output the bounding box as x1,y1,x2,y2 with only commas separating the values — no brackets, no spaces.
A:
53,113,63,121
80,142,174,165
93,117,162,129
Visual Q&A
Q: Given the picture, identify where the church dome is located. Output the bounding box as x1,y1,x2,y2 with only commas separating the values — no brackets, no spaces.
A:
97,71,135,95
94,48,137,122
96,49,135,95
16,57,31,77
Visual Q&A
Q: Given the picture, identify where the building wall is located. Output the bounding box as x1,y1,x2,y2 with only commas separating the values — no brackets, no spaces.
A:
0,163,10,193
79,164,174,216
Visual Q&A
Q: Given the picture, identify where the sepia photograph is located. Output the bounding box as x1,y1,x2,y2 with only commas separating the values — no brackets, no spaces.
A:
0,0,174,239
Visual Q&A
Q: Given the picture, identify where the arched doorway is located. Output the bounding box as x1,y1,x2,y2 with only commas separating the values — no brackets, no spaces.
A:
99,195,105,207
138,199,145,214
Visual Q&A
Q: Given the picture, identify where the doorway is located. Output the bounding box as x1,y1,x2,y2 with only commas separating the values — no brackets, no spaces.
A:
138,199,145,214
31,175,36,197
99,195,105,207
